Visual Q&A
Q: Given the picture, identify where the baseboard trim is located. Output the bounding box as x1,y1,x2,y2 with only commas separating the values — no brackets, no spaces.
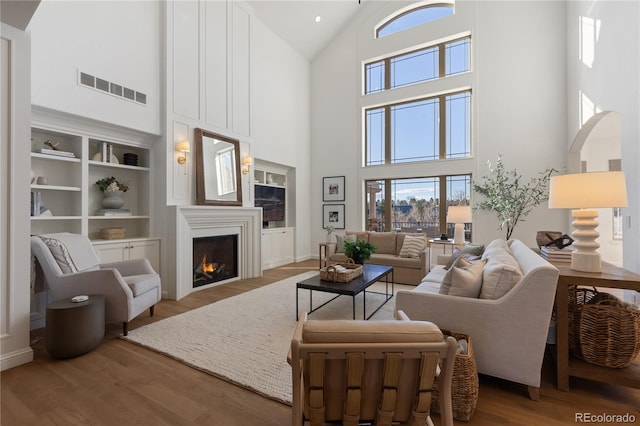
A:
1,347,34,371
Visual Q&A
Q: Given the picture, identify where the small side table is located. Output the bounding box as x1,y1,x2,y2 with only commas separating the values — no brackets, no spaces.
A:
46,295,105,358
318,243,331,269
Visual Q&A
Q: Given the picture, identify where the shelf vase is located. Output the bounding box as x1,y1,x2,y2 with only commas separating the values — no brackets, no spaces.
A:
102,190,125,209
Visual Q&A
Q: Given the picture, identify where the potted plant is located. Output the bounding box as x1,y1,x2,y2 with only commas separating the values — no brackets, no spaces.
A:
324,225,335,243
473,155,558,240
96,176,129,209
344,239,377,264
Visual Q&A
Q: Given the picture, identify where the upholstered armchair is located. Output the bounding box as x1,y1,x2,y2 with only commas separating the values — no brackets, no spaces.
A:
288,311,457,426
31,233,161,336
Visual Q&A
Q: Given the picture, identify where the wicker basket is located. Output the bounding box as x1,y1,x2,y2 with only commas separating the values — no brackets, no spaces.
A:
319,259,363,283
431,330,479,421
569,286,640,368
100,227,126,240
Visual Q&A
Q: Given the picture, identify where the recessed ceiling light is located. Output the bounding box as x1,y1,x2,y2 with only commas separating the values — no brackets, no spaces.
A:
314,15,321,23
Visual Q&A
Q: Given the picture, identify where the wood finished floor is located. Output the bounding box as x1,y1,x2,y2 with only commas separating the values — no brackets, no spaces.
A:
2,259,639,425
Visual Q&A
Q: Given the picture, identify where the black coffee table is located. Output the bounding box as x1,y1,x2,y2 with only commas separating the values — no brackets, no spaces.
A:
296,264,394,320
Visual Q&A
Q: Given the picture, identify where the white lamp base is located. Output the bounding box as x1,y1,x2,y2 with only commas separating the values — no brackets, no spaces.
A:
570,209,601,273
453,223,465,244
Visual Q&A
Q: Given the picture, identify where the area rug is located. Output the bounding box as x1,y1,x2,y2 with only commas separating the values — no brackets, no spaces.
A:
122,271,410,405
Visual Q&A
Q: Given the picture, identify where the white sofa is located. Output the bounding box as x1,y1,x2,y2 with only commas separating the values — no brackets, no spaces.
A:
395,239,559,400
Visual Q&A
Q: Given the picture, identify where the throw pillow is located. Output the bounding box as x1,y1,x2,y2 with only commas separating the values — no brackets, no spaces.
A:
480,247,523,299
440,257,475,295
39,235,78,274
443,247,482,270
448,259,487,298
335,234,356,254
399,235,426,258
462,244,485,256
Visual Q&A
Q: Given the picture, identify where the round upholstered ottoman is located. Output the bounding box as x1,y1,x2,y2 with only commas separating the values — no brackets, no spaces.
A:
46,295,105,358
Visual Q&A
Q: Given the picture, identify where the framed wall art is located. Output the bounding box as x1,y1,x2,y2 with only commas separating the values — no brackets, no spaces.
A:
323,176,345,202
323,204,345,229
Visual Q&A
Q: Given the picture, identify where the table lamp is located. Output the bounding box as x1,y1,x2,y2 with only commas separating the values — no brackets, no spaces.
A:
447,206,472,244
548,171,628,273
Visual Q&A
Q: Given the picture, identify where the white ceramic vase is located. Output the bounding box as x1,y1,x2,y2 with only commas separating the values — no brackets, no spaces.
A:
102,190,125,209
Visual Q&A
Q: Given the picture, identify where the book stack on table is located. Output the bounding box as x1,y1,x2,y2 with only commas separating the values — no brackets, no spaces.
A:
540,245,574,264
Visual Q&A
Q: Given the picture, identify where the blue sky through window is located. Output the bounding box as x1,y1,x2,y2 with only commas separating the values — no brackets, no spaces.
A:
378,5,454,38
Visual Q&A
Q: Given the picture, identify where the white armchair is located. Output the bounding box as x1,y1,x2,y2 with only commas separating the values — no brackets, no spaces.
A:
31,233,161,336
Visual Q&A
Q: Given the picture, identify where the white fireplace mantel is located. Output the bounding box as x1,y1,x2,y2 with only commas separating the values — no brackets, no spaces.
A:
170,206,262,300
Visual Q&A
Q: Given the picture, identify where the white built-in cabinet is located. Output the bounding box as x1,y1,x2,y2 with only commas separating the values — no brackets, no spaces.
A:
261,228,295,269
93,238,160,273
29,121,160,329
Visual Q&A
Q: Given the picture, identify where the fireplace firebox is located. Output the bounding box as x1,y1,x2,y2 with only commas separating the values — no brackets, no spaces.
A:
193,234,238,287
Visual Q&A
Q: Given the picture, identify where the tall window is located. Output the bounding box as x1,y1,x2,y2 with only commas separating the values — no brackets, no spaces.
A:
365,90,471,165
376,3,454,38
365,175,471,238
365,37,470,94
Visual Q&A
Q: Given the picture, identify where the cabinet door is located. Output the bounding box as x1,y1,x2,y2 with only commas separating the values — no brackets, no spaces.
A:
279,229,294,264
128,240,160,273
261,232,274,268
94,242,129,263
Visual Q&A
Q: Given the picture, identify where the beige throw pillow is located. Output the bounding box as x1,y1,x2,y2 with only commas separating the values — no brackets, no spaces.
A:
480,246,523,299
399,235,425,258
448,259,487,298
335,234,356,254
439,257,485,296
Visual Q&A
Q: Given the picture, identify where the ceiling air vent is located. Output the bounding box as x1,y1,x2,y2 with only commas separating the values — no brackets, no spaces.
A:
78,70,147,106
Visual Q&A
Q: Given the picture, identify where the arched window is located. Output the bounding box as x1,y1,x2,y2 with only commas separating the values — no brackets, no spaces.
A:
376,2,454,38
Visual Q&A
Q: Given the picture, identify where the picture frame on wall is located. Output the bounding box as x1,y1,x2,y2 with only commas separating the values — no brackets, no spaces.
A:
323,176,345,202
323,204,345,229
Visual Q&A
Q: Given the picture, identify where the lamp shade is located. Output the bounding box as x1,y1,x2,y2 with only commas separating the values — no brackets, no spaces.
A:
176,141,190,153
548,171,628,209
447,206,472,223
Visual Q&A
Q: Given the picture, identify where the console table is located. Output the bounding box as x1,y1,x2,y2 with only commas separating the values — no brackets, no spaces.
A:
553,261,640,391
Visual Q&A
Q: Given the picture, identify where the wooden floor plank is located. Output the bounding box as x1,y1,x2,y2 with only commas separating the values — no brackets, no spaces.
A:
2,259,638,425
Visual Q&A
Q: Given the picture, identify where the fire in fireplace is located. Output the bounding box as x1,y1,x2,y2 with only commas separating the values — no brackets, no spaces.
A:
193,234,238,287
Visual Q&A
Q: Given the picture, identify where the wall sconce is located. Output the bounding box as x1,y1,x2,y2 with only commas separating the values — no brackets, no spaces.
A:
242,156,253,175
176,140,190,164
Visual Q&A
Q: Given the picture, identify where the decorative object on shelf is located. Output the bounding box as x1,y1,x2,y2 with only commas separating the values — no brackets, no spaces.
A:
324,225,335,243
100,227,126,240
175,140,189,164
91,151,119,163
44,139,60,150
322,204,345,229
36,176,48,185
323,175,345,201
473,155,558,240
96,176,129,210
447,205,472,244
123,153,138,166
535,231,563,249
548,171,628,273
242,156,252,175
343,239,377,265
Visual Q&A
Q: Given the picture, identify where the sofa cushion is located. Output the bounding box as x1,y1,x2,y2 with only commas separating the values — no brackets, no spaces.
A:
480,245,523,300
481,239,512,260
368,254,422,269
335,234,356,254
448,259,487,298
399,235,426,258
346,231,370,243
368,232,397,255
124,274,161,297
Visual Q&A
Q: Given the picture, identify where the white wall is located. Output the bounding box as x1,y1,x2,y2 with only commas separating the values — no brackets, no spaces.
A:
311,0,568,250
566,1,640,274
29,1,161,136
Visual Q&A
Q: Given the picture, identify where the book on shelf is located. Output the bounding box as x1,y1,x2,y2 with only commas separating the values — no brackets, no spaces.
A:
40,148,75,158
96,208,131,216
106,143,113,163
30,191,41,216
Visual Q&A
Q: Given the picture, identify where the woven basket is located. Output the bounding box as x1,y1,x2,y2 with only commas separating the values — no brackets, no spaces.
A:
319,259,362,283
431,330,479,421
100,227,126,240
569,286,640,368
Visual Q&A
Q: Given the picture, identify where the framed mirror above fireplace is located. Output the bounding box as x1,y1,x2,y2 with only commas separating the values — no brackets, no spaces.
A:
195,128,243,206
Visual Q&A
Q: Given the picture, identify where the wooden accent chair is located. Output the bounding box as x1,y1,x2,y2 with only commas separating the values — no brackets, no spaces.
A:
31,233,161,336
288,311,457,426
